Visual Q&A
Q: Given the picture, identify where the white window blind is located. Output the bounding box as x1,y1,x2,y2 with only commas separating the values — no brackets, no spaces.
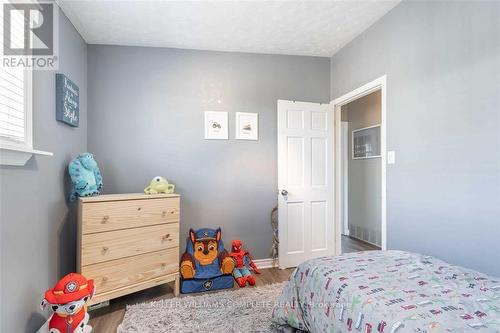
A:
0,68,25,142
0,8,27,143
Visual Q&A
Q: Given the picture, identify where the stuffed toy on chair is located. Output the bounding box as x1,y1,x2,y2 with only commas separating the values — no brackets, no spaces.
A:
39,273,95,333
68,153,103,202
179,228,235,293
229,239,261,287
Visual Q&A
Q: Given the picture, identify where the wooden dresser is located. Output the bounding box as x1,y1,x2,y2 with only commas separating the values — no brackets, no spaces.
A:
77,193,180,305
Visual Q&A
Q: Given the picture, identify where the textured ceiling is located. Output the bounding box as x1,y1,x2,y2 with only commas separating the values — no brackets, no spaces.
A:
58,0,400,57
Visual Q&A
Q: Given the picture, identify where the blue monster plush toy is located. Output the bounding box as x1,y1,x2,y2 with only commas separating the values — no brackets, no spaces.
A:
68,153,103,202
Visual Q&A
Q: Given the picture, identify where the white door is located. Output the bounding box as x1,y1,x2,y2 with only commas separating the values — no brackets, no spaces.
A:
277,100,335,269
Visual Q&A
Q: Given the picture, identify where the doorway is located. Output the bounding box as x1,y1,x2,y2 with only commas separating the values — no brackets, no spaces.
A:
332,75,387,254
340,91,382,252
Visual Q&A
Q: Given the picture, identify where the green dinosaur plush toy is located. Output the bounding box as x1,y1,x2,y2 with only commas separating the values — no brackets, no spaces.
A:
144,176,175,194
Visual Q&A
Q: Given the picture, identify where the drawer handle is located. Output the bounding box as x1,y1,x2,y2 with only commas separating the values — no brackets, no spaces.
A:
102,215,109,223
137,207,141,211
162,211,167,217
162,234,171,241
102,246,109,253
161,263,167,269
102,276,108,283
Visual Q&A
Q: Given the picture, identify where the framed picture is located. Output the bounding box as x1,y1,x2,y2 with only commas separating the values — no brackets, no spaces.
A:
235,112,258,140
204,111,228,140
56,73,79,127
352,124,381,159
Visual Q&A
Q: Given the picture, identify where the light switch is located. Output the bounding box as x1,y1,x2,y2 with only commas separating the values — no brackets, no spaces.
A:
387,151,396,164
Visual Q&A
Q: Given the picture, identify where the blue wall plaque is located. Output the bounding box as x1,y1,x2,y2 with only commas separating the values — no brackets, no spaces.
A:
56,73,79,127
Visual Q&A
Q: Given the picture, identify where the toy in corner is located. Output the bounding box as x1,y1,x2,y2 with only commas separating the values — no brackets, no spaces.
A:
68,153,103,202
230,239,261,287
38,273,94,333
179,228,235,293
144,176,175,194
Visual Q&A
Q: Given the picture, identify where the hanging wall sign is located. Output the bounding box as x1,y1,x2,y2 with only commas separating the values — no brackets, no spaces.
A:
56,73,79,127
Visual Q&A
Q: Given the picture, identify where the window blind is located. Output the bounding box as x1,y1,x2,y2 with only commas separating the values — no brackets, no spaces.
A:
0,8,26,143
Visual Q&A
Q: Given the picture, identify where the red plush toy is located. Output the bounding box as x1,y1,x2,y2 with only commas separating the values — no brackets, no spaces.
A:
229,239,261,287
40,273,95,333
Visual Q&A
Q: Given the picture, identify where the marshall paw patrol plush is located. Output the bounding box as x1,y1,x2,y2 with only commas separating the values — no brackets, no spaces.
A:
40,273,95,333
179,228,235,293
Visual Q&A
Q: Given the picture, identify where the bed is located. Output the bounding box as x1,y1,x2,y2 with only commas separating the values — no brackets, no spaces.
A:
272,250,500,332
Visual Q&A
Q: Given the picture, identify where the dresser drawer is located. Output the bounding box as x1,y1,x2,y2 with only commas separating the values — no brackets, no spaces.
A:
81,197,179,234
81,223,179,266
82,248,179,295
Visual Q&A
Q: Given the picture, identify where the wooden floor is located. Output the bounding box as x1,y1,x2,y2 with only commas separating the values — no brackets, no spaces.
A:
89,236,378,332
341,235,381,253
88,267,294,333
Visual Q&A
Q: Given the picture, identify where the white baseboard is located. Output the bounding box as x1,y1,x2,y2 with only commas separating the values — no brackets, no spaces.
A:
253,258,279,269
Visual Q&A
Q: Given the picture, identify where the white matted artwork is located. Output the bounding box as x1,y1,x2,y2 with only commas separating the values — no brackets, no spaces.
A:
235,112,258,140
352,124,381,159
204,111,228,140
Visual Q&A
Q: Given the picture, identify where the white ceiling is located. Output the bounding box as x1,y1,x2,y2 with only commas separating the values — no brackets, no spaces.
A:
58,0,400,57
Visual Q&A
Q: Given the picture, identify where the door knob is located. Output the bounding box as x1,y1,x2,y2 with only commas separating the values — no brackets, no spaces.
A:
281,189,288,196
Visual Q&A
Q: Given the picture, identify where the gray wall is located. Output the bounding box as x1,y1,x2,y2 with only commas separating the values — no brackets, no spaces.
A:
342,91,381,246
87,45,330,259
331,1,500,276
0,13,87,333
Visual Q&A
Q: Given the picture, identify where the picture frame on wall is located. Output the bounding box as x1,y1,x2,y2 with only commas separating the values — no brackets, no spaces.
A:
204,111,228,140
235,112,258,140
56,73,80,127
352,124,381,159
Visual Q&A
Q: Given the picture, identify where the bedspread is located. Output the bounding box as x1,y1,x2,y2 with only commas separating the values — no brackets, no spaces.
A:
272,250,500,332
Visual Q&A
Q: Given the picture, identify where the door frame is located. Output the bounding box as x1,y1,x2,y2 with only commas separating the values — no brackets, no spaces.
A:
331,75,387,254
341,121,349,236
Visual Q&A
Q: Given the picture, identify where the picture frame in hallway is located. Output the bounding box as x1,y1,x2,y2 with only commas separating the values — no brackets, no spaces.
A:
352,124,381,159
235,112,258,140
204,111,228,140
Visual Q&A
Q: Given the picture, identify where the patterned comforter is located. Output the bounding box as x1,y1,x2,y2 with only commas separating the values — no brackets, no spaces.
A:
272,251,500,332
